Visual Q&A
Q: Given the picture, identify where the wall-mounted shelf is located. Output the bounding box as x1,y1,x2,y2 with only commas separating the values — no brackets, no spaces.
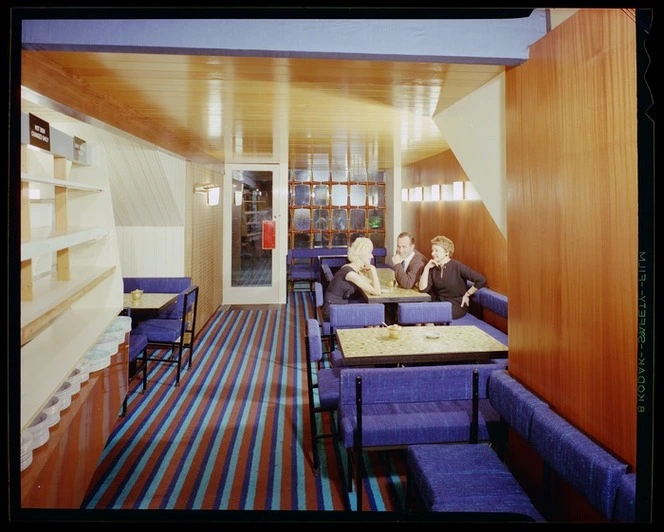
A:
21,171,105,192
21,226,109,261
20,265,116,345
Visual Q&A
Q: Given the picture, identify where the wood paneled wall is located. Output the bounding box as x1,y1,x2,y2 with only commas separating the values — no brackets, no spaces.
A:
403,151,508,294
186,163,224,330
506,9,637,466
405,9,637,468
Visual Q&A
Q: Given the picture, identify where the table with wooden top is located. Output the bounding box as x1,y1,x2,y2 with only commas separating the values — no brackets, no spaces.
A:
335,325,507,366
123,293,179,326
359,267,431,304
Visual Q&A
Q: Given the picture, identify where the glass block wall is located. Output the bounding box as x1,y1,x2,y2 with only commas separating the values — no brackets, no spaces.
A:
288,169,386,249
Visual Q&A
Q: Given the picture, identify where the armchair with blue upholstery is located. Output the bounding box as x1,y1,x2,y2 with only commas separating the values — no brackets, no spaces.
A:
132,284,199,387
305,318,341,474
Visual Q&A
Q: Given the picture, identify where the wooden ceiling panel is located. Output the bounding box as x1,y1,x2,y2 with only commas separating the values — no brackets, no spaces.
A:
22,50,504,170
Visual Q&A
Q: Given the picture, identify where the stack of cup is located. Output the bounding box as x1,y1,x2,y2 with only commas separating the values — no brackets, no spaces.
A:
20,430,34,471
42,395,61,428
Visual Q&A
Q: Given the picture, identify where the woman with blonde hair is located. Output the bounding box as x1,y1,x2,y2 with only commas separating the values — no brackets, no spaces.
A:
418,235,487,319
322,237,382,321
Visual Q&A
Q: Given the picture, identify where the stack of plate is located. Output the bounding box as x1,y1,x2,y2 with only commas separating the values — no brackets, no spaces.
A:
66,368,83,395
77,358,91,383
27,411,50,450
94,337,120,356
21,430,34,471
86,345,112,372
108,316,132,334
54,380,73,411
42,396,61,428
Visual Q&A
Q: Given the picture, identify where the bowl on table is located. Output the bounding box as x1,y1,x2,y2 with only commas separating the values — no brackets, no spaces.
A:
387,324,402,339
131,289,144,301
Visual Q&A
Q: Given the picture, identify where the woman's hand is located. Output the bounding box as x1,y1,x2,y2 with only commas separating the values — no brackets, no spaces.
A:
461,293,470,308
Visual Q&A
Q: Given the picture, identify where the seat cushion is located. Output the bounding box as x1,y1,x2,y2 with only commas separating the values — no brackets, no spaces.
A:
407,443,544,521
128,333,148,362
133,318,182,343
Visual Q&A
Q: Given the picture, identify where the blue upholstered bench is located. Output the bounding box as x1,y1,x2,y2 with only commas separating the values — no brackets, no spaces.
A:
406,370,636,522
337,360,508,510
452,286,508,344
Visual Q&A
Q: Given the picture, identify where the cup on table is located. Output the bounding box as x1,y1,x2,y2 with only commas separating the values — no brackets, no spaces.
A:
131,289,143,301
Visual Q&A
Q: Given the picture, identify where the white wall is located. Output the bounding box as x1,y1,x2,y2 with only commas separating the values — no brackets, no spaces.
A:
434,73,507,238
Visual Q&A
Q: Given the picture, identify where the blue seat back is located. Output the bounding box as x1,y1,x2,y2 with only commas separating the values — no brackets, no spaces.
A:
530,406,629,520
397,301,452,325
306,318,324,363
329,303,385,331
487,369,548,441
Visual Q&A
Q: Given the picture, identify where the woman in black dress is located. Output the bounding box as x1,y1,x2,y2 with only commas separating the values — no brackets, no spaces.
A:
322,237,382,321
418,235,487,319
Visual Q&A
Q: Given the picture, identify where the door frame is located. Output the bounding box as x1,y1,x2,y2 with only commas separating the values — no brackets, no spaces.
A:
222,162,288,305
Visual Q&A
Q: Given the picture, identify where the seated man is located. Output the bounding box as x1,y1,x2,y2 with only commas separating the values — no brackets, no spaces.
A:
390,231,427,289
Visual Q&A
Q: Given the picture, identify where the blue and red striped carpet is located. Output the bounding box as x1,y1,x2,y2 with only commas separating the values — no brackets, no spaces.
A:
82,292,408,517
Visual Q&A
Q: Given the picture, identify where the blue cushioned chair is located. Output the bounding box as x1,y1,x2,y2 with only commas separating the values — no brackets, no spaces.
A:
397,301,452,326
133,284,199,387
328,303,385,351
121,332,148,416
305,318,341,474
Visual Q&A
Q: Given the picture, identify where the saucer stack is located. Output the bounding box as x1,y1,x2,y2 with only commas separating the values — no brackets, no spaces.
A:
66,368,83,395
86,345,112,372
42,396,61,428
77,358,91,383
54,380,73,411
21,430,34,471
94,334,121,356
27,411,50,450
108,316,132,334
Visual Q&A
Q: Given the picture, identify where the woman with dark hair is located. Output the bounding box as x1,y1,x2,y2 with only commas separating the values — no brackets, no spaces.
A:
418,235,486,319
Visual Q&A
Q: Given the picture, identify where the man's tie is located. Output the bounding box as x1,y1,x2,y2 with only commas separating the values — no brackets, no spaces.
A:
401,260,406,269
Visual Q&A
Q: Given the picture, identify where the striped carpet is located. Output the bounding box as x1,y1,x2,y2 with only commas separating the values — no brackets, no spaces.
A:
81,291,409,519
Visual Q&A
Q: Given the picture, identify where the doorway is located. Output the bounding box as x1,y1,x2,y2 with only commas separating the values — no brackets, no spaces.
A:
222,163,286,305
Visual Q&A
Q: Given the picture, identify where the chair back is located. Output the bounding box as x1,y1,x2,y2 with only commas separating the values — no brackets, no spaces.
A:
329,303,385,350
306,318,324,363
181,284,199,351
329,303,385,330
397,301,452,326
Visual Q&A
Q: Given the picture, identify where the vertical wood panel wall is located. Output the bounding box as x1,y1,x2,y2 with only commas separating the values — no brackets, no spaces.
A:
186,163,224,330
506,9,637,466
402,150,508,294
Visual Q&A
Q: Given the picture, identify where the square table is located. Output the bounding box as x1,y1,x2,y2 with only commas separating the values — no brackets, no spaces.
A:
335,325,507,366
123,292,179,326
359,267,431,304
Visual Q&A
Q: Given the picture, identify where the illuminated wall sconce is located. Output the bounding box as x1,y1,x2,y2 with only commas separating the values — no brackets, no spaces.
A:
464,181,481,201
194,183,222,206
207,186,221,206
453,181,464,201
28,188,41,200
441,183,454,201
423,185,432,202
429,184,441,201
401,188,409,201
234,190,243,206
408,187,423,202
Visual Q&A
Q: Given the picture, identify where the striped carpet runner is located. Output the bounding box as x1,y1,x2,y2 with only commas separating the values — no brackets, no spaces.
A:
82,292,407,513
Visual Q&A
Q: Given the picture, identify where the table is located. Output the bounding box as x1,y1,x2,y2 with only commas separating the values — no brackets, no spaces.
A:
360,267,431,304
335,325,508,366
123,293,179,325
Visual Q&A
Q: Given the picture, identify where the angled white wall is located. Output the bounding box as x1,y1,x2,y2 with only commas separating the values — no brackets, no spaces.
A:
434,73,507,238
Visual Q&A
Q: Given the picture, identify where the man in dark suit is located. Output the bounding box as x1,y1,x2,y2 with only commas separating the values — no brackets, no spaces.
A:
391,231,428,289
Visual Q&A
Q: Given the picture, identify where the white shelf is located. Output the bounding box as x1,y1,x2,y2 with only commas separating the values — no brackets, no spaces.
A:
20,306,121,431
21,226,109,261
21,266,116,344
21,172,105,192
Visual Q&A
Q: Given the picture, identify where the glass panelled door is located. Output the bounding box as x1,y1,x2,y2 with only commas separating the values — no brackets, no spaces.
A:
222,163,285,304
